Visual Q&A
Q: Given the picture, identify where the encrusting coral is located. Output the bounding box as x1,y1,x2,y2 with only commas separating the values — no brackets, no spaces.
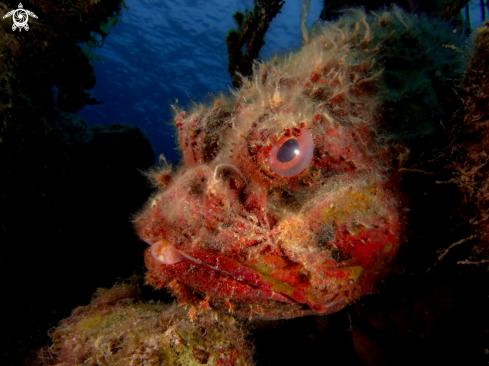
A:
38,279,255,366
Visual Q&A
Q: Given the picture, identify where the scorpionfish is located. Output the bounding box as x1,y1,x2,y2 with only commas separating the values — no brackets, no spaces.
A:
134,7,464,319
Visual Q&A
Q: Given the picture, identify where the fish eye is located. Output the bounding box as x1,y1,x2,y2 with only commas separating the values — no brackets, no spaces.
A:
267,129,314,177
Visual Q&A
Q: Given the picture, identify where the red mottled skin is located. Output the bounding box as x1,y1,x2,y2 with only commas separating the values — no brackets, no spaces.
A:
134,13,406,319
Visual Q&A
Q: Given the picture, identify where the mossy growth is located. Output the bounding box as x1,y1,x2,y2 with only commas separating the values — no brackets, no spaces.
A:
318,5,467,139
441,21,489,265
38,278,255,366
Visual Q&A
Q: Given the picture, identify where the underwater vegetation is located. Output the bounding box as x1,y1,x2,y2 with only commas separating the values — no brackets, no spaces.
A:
226,0,285,89
443,23,489,262
38,279,254,366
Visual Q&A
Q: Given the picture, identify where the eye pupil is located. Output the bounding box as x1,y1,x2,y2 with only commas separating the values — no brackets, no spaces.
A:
268,129,314,178
277,138,300,163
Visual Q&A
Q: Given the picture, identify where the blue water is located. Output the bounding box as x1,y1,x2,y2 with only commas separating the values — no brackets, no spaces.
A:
77,0,323,163
77,0,484,164
468,0,488,27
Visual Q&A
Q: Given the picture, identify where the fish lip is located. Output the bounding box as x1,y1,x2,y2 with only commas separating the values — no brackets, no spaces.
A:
144,246,300,307
143,233,300,305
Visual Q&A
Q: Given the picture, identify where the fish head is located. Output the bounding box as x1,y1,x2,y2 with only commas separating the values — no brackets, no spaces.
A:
134,24,405,320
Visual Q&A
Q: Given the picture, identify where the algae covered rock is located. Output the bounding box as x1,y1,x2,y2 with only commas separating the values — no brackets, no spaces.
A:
38,280,254,366
134,5,466,320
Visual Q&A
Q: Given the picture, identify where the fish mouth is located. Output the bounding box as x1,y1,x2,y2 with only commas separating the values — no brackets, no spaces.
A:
143,234,305,303
146,237,296,304
142,230,348,319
